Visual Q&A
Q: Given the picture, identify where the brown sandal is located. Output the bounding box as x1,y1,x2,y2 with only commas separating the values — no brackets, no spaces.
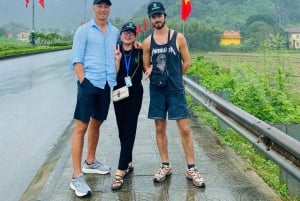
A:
111,175,124,191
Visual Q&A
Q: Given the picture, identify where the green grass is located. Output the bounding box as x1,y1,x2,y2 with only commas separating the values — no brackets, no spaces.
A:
0,45,72,57
0,38,72,57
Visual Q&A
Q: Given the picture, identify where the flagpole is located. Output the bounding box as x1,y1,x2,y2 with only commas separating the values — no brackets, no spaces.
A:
83,0,87,23
31,0,35,45
30,0,35,45
32,0,35,31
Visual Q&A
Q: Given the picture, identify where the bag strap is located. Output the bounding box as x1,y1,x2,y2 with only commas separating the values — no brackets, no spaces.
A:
150,29,170,65
149,29,171,74
131,50,140,78
164,29,171,74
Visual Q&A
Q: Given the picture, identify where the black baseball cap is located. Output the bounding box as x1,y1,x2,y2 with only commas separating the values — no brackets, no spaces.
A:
120,22,136,35
93,0,112,6
147,1,165,16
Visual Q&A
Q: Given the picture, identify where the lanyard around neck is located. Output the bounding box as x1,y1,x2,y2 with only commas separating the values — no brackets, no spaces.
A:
122,48,133,75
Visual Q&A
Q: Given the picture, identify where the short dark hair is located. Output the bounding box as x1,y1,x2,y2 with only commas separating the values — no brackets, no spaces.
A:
93,0,112,6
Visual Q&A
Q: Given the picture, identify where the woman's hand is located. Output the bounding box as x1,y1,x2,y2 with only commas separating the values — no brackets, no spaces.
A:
115,44,122,61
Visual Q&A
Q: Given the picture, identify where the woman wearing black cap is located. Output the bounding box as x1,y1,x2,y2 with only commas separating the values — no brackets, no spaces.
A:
111,22,144,190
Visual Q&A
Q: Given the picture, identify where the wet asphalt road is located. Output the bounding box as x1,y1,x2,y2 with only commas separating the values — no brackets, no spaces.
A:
0,50,75,201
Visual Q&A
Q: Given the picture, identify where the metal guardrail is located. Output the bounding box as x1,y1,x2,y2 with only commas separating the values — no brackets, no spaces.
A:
183,76,300,181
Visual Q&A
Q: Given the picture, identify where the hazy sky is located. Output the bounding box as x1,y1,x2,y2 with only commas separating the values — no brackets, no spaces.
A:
0,0,149,31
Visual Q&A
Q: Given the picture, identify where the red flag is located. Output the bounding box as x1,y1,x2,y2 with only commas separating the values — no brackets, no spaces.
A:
39,0,45,8
181,0,192,21
143,18,147,32
25,0,30,8
136,24,141,36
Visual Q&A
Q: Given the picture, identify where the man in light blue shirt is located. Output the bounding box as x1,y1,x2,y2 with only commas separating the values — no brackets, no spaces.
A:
69,0,119,197
71,18,118,89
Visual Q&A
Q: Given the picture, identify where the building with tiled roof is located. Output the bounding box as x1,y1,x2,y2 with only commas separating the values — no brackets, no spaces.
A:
286,27,300,49
220,31,241,46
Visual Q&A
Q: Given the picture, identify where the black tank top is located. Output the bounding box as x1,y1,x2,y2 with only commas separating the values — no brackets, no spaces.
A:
150,29,184,92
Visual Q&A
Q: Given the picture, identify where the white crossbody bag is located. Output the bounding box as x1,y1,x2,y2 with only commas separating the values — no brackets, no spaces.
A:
112,86,129,102
112,51,140,102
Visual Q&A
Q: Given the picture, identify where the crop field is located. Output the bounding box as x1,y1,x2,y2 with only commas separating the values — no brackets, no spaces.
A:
197,51,300,101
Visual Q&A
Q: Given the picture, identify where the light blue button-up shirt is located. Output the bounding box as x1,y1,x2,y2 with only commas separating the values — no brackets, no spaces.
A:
71,19,119,89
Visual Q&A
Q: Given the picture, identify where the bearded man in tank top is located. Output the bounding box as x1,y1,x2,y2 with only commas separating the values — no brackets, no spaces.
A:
142,1,205,188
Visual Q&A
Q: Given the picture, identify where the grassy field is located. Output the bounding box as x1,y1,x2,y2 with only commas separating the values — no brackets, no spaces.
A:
197,51,300,101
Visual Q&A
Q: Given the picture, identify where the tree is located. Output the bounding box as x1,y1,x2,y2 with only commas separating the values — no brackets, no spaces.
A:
0,27,6,37
166,19,221,51
3,22,29,39
246,14,277,27
46,32,62,45
243,21,274,49
241,14,285,50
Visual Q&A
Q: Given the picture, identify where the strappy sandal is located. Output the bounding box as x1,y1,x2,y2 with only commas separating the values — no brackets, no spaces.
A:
111,175,124,191
126,164,134,175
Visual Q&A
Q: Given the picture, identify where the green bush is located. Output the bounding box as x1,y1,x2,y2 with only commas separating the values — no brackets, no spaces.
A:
187,56,236,91
186,54,300,124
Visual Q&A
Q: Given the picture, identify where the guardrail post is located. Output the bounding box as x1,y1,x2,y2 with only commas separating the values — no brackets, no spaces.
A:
213,91,230,101
273,122,300,198
280,169,300,198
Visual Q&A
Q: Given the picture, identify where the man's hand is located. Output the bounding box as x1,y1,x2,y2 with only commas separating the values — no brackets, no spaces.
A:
144,66,152,79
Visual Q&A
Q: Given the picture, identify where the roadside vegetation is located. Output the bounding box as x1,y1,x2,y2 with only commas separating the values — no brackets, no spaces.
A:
187,52,300,123
0,32,72,58
186,51,300,201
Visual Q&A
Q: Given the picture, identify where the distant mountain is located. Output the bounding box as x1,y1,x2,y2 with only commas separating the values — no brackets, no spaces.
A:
0,0,149,32
135,0,300,29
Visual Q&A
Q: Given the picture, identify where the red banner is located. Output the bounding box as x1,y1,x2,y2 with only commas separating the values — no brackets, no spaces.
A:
39,0,45,8
136,24,141,36
181,0,192,21
25,0,30,8
25,0,44,8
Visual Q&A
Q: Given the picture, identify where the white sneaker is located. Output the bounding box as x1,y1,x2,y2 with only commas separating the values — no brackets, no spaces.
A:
70,173,91,197
82,159,110,174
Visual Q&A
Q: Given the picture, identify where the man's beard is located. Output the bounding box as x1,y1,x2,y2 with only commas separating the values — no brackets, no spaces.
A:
152,20,166,30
